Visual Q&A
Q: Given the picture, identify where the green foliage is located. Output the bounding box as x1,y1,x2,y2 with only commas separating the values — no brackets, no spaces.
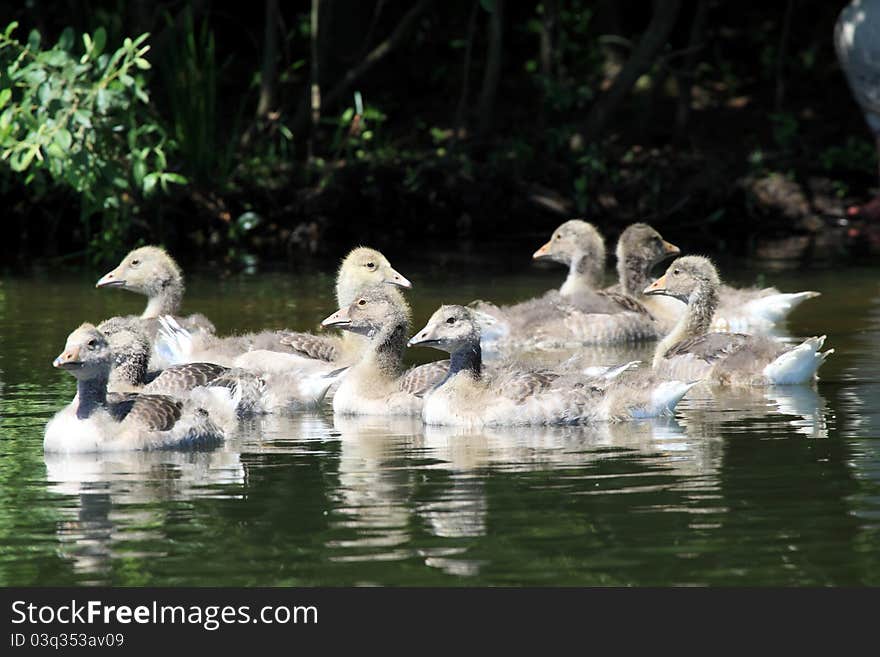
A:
573,144,608,213
0,22,184,260
769,111,799,152
159,9,237,185
526,2,600,118
819,136,876,174
328,92,387,160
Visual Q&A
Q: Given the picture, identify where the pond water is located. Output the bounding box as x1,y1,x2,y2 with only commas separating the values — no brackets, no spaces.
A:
1,253,878,586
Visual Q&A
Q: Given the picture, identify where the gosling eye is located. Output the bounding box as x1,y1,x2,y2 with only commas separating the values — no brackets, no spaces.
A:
672,269,681,276
446,317,456,324
555,234,561,240
366,262,375,269
87,339,97,348
130,259,140,267
357,299,367,306
653,236,662,244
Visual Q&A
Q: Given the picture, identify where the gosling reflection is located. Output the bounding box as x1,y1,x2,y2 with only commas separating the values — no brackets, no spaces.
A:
676,383,830,439
44,448,244,580
327,415,423,561
416,418,722,576
239,411,333,452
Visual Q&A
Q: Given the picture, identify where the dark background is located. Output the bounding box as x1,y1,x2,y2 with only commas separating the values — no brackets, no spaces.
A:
0,1,872,268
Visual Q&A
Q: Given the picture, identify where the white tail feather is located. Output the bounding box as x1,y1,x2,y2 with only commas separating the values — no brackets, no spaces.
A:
157,315,193,365
583,360,641,380
743,291,821,325
762,335,831,384
631,381,699,419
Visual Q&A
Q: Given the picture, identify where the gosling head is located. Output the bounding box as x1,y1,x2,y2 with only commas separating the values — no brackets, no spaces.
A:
97,317,151,372
95,246,183,299
532,219,605,266
643,256,720,304
321,287,409,339
616,223,680,266
53,324,113,380
408,305,480,353
336,247,412,307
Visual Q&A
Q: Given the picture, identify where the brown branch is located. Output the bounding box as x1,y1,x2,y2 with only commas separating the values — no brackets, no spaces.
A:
293,0,432,137
477,0,504,138
308,0,321,162
775,0,795,111
581,0,682,143
454,1,480,139
674,0,709,139
256,0,280,119
323,0,432,109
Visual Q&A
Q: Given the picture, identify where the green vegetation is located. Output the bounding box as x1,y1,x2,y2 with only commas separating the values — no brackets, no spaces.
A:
0,2,874,264
0,22,183,262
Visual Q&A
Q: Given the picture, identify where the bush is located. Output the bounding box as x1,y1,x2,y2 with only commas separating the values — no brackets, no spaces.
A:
0,22,186,261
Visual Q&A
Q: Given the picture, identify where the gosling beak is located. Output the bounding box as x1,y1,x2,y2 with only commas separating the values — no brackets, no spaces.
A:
385,267,412,289
532,240,553,260
321,307,352,329
662,240,680,258
407,327,439,348
53,347,82,369
95,268,126,289
643,274,669,296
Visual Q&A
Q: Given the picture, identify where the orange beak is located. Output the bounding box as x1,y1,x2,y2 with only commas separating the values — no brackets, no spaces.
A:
643,274,668,296
53,346,81,368
662,240,680,257
532,240,553,259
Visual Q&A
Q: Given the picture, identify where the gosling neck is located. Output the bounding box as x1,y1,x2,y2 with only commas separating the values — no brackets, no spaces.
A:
363,321,408,381
75,375,109,419
142,280,183,318
618,252,652,298
560,253,602,298
446,340,482,382
652,280,718,366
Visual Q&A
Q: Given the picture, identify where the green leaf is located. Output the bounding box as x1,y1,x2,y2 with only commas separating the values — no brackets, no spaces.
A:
161,172,187,185
27,29,41,50
0,107,15,129
92,27,106,57
142,172,158,195
46,141,65,161
53,128,72,150
58,27,74,51
4,21,19,39
132,158,146,187
10,146,36,171
72,109,92,128
236,211,261,232
0,88,11,109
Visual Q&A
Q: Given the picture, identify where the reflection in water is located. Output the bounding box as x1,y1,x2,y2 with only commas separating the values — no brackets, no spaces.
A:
328,415,422,562
2,266,878,585
44,449,244,581
678,384,830,440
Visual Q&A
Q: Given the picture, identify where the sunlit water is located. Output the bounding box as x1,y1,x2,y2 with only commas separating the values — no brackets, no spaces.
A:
1,255,878,586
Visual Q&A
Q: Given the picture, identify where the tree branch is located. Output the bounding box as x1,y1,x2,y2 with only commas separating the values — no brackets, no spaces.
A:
323,0,432,109
477,0,504,137
581,0,682,143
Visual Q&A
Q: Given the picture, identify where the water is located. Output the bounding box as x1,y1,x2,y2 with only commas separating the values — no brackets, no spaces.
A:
1,257,879,586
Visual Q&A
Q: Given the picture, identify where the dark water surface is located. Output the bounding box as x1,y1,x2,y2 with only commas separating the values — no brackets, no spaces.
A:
1,258,879,586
